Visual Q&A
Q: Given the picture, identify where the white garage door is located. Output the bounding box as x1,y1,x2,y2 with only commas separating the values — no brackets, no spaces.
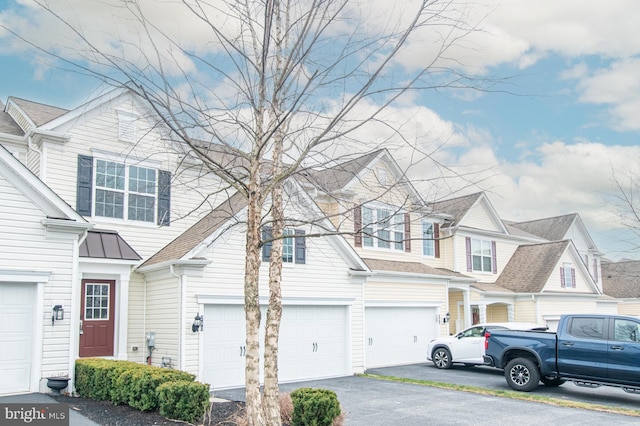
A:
365,307,437,368
0,283,35,395
203,304,348,389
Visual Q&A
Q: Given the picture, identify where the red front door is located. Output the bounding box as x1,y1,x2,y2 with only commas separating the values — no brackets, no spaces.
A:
79,280,116,357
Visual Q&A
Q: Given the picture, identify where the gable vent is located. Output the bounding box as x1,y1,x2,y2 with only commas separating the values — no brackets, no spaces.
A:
6,103,34,132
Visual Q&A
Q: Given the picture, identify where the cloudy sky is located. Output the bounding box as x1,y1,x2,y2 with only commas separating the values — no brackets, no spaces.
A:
1,0,640,260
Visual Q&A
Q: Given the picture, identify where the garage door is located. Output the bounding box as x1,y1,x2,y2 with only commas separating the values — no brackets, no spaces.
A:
0,283,35,395
202,304,349,389
365,307,437,368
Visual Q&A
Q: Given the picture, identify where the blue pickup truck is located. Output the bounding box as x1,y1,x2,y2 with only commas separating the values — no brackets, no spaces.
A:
483,314,640,392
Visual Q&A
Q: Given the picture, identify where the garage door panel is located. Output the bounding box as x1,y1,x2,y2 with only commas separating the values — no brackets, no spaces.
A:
365,307,437,368
204,304,348,389
0,283,35,395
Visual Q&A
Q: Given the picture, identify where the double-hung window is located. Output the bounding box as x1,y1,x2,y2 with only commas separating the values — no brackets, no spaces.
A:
262,227,306,264
77,155,171,225
560,263,576,288
422,221,435,256
95,160,157,222
361,206,404,251
465,237,495,273
472,239,493,272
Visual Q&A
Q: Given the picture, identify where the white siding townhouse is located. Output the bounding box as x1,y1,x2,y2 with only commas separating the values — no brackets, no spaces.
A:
0,88,634,396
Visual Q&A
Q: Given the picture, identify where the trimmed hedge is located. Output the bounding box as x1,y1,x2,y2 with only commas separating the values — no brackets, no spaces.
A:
74,359,210,421
157,380,211,423
290,388,341,426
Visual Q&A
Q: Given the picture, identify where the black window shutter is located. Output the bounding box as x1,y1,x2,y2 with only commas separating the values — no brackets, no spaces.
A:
157,170,171,226
295,230,306,264
571,268,576,288
76,155,93,216
560,267,566,288
262,227,273,262
465,237,472,272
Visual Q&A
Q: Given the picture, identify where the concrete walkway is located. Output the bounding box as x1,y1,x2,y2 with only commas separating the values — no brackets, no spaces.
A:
0,393,99,426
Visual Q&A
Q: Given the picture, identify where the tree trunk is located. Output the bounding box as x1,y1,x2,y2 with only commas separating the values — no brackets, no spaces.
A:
245,161,265,426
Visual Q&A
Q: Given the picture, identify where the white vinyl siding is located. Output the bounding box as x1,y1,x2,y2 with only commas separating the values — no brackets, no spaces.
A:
0,175,78,392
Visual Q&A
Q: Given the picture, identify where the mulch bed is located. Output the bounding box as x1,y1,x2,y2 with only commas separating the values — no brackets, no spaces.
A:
50,394,245,425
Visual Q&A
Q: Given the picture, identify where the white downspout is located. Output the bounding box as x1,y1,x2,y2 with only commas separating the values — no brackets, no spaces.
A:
68,230,86,392
170,265,187,371
532,294,540,324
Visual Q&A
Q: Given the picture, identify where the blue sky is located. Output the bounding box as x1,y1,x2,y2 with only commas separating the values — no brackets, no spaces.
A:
1,0,640,260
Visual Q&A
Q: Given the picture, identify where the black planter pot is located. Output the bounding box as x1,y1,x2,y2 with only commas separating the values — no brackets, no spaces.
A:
46,377,70,393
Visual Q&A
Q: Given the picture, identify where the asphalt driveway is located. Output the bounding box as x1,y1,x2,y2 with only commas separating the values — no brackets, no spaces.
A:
215,364,640,425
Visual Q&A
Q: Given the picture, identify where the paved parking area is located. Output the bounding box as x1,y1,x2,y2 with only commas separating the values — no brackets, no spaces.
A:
215,364,640,425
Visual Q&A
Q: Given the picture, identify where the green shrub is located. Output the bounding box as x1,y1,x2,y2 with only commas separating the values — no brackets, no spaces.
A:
157,380,211,423
290,388,341,426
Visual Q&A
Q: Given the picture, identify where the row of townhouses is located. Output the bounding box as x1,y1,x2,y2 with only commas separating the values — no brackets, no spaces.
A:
0,88,638,396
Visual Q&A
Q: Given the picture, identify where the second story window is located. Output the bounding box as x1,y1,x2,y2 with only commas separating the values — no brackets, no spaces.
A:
465,237,496,273
362,206,404,251
560,263,576,288
262,227,306,264
422,221,434,256
76,155,171,226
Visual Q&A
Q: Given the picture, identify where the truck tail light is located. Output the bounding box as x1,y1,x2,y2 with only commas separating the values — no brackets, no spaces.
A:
484,332,490,350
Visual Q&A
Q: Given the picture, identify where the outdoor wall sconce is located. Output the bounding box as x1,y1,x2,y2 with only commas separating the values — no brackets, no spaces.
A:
52,305,64,326
443,312,450,323
192,313,203,332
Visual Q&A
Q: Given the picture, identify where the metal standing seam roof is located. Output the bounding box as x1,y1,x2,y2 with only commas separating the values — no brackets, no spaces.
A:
80,229,142,261
494,240,571,293
140,191,248,268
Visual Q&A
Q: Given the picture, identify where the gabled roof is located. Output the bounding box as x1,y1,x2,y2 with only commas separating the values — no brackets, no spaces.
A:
430,192,483,226
430,191,508,234
301,149,425,206
509,214,578,242
602,260,640,298
0,107,24,136
495,240,572,293
80,229,141,261
7,97,69,128
140,191,248,268
303,150,383,192
0,144,88,224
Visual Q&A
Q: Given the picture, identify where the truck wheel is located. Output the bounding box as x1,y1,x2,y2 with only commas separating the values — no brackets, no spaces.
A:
504,357,540,392
432,348,453,369
541,377,565,387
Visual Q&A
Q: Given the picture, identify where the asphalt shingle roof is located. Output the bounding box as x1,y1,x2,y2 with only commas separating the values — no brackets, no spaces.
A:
9,97,68,127
602,260,640,298
362,257,470,279
494,240,570,292
301,150,384,192
429,192,483,226
509,214,577,242
140,191,248,267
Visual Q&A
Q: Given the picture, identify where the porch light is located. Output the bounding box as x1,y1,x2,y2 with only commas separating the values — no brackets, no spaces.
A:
192,313,203,333
52,305,64,326
444,312,450,323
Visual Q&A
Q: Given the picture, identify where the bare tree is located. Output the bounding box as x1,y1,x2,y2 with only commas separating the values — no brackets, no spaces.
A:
3,0,495,424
